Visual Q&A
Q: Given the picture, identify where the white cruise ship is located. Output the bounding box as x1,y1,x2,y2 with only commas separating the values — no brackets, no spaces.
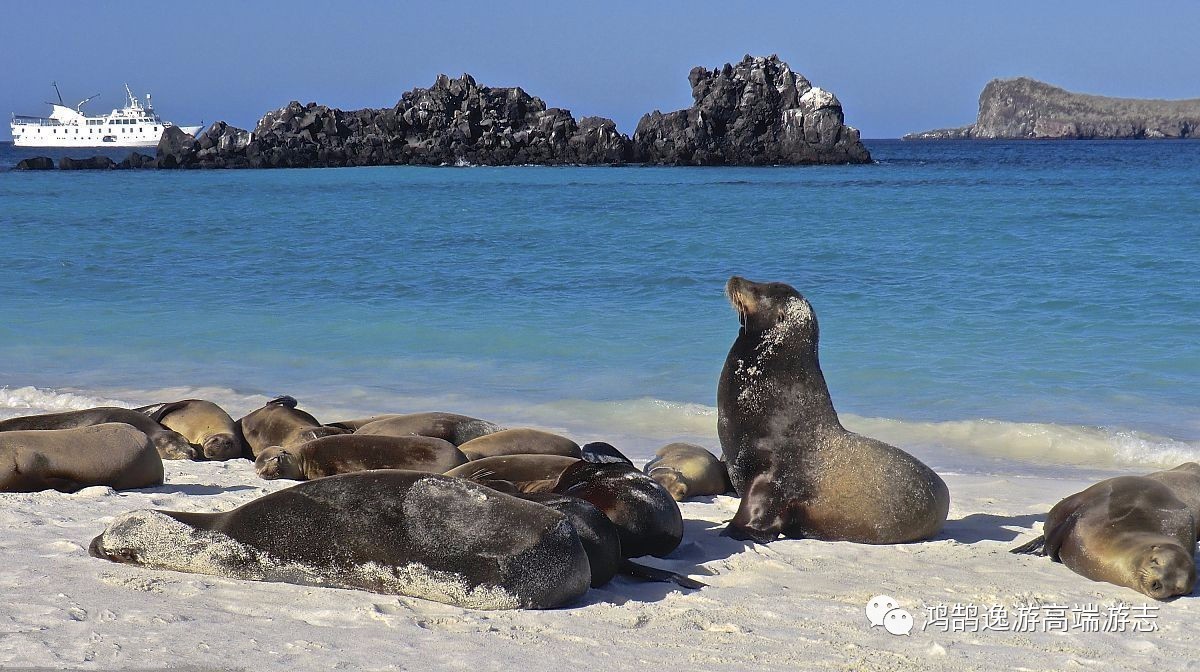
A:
10,83,203,148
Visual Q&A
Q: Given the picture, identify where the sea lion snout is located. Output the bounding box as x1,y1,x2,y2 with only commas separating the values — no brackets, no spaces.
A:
1138,544,1196,599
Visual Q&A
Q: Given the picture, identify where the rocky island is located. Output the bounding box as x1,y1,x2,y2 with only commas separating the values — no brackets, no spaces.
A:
15,56,870,169
906,77,1200,140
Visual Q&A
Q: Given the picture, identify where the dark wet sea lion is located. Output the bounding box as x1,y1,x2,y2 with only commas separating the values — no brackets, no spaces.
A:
0,407,196,460
0,423,164,492
346,412,502,445
580,441,634,466
457,428,581,461
552,461,683,559
137,399,245,461
718,276,949,544
644,443,732,501
89,470,591,609
255,434,468,480
516,492,623,587
237,396,346,458
1011,463,1200,599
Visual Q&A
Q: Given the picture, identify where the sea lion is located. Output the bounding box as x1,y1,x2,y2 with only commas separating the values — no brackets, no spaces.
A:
718,276,949,544
516,493,622,587
255,434,468,481
644,443,732,501
0,407,196,460
1011,463,1200,599
581,441,634,466
444,454,581,492
457,428,582,461
0,423,163,492
342,412,502,445
237,396,346,458
552,461,684,559
454,457,685,560
137,399,245,461
89,470,591,609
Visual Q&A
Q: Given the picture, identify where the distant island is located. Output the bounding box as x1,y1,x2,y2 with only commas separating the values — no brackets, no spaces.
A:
905,77,1200,140
16,55,870,170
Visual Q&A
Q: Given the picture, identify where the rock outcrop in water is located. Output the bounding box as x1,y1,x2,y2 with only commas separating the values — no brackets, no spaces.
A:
152,57,868,168
905,77,1200,140
14,157,55,170
157,74,632,168
633,55,871,165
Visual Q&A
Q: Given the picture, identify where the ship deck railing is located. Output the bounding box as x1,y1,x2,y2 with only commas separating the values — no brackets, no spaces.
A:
11,115,68,127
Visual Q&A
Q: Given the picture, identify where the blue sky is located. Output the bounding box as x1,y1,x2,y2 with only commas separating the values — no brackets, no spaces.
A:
3,1,1198,140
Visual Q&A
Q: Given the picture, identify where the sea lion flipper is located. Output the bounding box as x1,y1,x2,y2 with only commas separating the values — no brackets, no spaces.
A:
1041,511,1082,561
722,475,786,543
1010,535,1046,555
619,560,707,589
138,400,190,423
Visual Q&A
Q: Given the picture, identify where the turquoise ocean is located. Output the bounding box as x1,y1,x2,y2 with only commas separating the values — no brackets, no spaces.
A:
0,140,1196,475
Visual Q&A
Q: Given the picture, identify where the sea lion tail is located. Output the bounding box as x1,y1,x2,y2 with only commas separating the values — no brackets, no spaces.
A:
619,560,707,589
1010,535,1046,555
267,395,298,408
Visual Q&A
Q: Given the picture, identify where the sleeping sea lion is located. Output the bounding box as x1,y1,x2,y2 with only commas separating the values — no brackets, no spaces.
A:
0,407,196,460
255,434,467,480
643,442,732,501
137,399,245,461
1011,463,1200,599
0,423,163,492
237,396,345,458
344,412,502,445
89,470,591,609
457,428,581,461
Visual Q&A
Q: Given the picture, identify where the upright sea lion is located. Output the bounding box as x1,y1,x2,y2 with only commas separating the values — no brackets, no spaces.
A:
457,428,581,461
255,434,467,481
718,276,949,544
237,396,346,458
1011,463,1200,599
0,424,164,492
89,470,591,609
0,407,196,460
137,399,245,461
345,412,502,445
644,443,732,501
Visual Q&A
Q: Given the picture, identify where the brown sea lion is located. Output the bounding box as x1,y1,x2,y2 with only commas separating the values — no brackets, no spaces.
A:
457,428,581,461
137,399,246,461
0,423,164,492
1011,463,1200,599
237,396,346,458
644,442,732,501
89,470,591,609
255,434,467,481
0,407,196,460
444,454,580,492
718,276,949,544
341,412,502,445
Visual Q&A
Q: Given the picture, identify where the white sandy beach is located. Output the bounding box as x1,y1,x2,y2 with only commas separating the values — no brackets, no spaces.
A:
1,448,1193,671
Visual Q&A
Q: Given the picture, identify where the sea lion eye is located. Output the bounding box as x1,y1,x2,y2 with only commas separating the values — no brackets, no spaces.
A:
1150,557,1160,566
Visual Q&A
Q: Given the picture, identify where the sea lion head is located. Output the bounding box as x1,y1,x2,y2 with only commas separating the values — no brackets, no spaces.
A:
202,433,243,461
725,276,816,343
155,432,199,461
1133,543,1196,600
646,466,688,501
255,446,302,480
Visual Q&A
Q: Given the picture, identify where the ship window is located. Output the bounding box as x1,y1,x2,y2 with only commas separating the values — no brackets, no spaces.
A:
154,126,159,132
